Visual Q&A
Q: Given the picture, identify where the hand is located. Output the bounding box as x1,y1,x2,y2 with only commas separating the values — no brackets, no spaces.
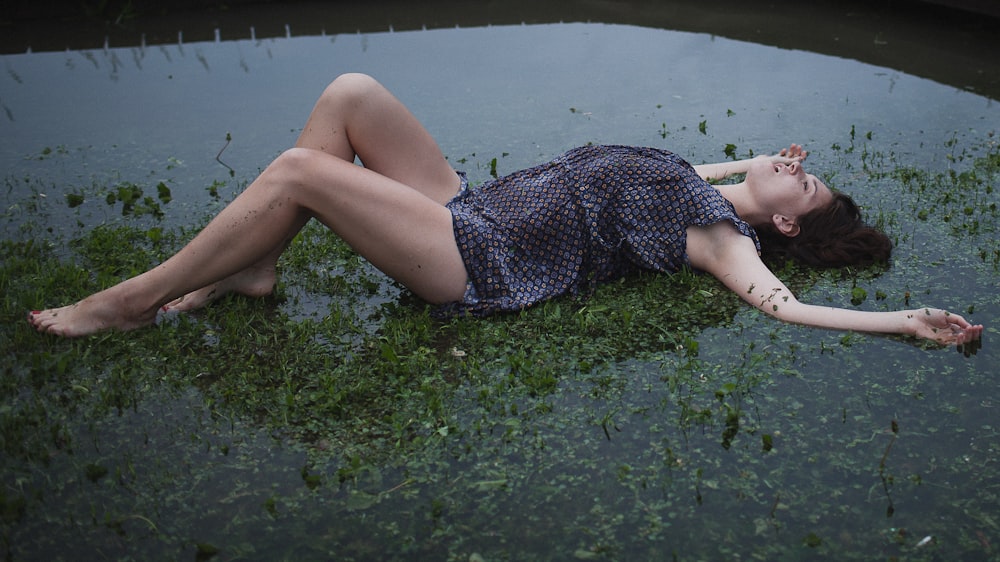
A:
906,308,984,351
758,144,807,168
777,143,808,162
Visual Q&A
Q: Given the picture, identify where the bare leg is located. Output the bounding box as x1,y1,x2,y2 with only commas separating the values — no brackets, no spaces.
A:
165,73,460,312
29,149,467,336
296,73,460,201
28,76,468,337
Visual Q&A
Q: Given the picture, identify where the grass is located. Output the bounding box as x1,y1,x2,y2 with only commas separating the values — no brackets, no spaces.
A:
0,131,997,561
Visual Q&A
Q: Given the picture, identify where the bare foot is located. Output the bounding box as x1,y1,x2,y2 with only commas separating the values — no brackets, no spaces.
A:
28,288,159,337
164,266,276,312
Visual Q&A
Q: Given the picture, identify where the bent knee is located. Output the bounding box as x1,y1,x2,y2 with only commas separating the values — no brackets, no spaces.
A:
265,147,332,187
268,146,362,184
272,147,318,171
323,73,383,103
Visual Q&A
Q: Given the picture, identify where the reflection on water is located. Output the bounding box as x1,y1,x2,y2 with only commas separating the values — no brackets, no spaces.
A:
4,0,999,100
1,21,996,217
1,9,998,562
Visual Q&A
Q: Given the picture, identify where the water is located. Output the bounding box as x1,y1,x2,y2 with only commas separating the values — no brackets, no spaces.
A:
2,4,998,561
2,17,996,214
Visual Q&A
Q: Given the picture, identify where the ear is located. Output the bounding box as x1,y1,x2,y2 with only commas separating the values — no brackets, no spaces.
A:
771,214,801,237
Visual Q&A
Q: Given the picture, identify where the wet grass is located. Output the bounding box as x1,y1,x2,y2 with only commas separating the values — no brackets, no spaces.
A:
1,132,998,561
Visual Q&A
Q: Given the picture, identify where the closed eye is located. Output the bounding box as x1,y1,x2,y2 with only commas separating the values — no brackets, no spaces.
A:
804,177,817,193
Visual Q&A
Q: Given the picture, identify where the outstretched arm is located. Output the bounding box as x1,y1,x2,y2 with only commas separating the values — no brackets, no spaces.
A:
686,222,984,346
693,144,808,181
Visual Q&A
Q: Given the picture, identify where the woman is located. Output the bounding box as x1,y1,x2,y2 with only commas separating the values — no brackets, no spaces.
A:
28,73,982,346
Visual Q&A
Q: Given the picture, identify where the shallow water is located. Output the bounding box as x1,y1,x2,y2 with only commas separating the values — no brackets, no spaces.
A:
1,4,999,561
2,21,995,228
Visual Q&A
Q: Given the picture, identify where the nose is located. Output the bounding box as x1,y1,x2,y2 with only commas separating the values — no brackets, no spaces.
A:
787,161,800,175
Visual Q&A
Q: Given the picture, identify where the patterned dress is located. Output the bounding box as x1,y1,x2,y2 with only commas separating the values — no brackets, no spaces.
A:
441,145,759,316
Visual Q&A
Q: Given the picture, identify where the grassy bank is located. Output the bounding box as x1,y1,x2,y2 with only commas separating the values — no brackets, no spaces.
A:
1,133,997,560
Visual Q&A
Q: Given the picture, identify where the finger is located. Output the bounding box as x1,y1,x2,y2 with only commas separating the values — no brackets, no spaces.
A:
949,322,974,340
953,325,983,354
947,321,967,334
945,313,972,329
966,324,984,343
957,335,981,356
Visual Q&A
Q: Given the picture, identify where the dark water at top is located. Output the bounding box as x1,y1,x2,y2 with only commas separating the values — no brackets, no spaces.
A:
1,2,997,219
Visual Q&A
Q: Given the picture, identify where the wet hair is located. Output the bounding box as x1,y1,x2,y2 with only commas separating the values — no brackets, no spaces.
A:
757,192,892,268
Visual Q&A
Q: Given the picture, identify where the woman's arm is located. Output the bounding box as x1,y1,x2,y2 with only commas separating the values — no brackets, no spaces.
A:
686,222,983,345
693,144,808,181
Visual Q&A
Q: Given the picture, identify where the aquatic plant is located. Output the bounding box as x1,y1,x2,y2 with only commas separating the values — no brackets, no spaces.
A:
0,132,996,561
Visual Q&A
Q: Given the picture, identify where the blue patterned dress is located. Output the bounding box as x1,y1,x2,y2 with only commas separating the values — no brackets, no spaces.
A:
441,145,759,316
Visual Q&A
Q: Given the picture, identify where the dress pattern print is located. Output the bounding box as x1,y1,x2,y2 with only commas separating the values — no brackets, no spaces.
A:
442,145,760,316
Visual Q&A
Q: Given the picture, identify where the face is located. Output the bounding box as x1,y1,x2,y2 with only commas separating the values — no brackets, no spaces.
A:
746,158,834,227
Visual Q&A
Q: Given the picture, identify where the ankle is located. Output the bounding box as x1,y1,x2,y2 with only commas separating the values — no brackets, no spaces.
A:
106,280,166,322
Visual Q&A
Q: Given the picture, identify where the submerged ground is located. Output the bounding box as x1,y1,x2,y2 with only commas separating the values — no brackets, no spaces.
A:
1,4,999,561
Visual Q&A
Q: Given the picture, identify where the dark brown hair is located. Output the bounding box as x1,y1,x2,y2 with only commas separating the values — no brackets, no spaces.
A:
758,192,892,268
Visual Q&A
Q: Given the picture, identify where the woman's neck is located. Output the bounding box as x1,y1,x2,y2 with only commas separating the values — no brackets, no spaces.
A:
715,181,769,228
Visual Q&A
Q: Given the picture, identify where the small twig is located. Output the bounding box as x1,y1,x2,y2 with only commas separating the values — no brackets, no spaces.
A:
878,419,899,517
122,514,159,533
383,479,413,495
878,419,899,472
216,132,234,177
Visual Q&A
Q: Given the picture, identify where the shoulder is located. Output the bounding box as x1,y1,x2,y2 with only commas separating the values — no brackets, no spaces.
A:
686,221,759,273
686,222,792,314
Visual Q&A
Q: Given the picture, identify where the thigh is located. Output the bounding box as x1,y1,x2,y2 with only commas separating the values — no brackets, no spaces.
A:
296,73,461,205
277,148,468,303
